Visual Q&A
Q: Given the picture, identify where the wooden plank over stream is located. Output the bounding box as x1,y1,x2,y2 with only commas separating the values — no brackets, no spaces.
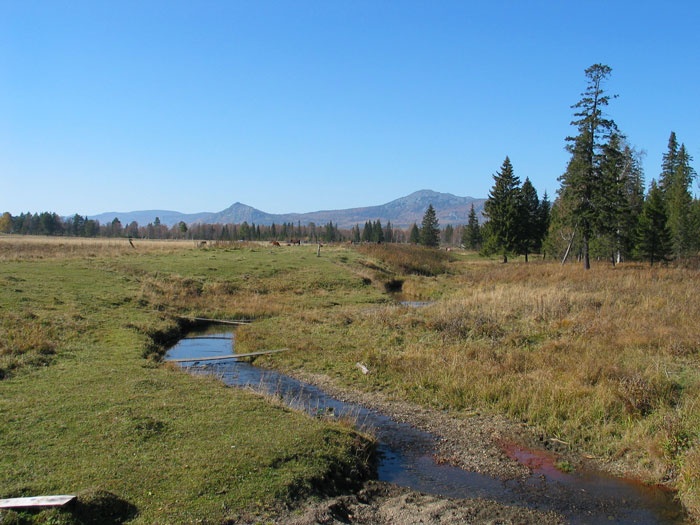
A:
168,348,290,363
178,317,252,325
0,495,76,509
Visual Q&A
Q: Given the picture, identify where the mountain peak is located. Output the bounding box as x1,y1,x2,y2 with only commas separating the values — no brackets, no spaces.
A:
90,190,485,229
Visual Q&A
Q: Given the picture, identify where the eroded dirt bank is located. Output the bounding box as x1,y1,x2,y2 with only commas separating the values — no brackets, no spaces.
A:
261,480,565,525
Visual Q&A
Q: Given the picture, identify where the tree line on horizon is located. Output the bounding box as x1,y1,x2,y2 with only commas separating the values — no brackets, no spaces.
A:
2,64,697,266
0,209,461,246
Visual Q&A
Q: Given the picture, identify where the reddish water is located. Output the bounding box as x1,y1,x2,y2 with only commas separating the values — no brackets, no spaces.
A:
502,441,576,483
502,441,685,523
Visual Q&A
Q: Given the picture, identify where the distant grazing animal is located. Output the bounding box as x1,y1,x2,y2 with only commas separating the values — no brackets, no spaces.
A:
289,239,301,245
197,241,207,248
270,241,281,246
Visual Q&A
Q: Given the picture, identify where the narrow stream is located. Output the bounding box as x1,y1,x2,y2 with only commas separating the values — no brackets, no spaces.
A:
165,331,687,524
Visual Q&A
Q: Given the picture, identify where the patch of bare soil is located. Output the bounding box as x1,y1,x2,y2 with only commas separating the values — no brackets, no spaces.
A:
269,481,565,525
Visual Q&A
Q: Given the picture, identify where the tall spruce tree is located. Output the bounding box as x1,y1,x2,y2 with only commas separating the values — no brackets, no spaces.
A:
557,64,619,269
595,133,644,264
538,191,552,258
620,144,646,260
636,180,671,266
666,143,696,258
483,156,521,263
463,203,482,250
373,220,385,243
659,132,679,195
518,177,540,262
419,205,440,247
361,221,373,242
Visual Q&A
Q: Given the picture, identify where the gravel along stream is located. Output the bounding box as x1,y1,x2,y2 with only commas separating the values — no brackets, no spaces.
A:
166,331,688,524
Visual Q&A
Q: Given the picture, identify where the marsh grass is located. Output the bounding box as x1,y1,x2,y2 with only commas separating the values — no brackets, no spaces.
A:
242,252,700,518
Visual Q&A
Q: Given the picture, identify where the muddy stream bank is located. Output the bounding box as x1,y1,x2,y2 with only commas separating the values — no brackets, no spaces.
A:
166,331,688,524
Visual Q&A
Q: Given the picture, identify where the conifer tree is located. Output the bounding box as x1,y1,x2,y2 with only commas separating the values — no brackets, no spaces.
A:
239,221,251,240
659,132,679,195
620,144,645,260
385,221,393,243
323,221,337,242
462,204,482,250
373,220,385,243
595,133,644,264
409,223,420,244
557,64,618,269
419,204,440,247
483,156,521,262
666,143,696,258
636,180,671,266
361,221,373,242
518,177,540,262
352,224,361,243
538,191,551,257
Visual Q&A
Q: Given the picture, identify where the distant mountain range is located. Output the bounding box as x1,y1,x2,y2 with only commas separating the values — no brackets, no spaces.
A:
90,190,486,229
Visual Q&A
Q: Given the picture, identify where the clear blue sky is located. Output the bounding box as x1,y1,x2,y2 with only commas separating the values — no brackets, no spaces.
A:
2,1,698,217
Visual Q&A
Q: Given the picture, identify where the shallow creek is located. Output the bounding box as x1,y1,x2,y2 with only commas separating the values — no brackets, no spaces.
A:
165,331,687,524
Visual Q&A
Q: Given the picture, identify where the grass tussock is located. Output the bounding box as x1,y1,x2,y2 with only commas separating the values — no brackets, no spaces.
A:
356,243,453,276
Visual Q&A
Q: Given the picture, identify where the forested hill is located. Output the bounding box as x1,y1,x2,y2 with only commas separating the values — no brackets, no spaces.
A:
90,190,486,229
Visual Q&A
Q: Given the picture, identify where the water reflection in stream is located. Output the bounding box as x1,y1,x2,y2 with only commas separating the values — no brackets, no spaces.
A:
166,332,687,524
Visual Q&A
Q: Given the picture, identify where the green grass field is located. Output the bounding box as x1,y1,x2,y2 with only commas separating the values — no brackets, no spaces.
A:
0,238,375,524
2,236,700,522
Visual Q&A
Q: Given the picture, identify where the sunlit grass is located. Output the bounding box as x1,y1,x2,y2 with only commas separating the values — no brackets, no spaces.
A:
4,236,700,521
0,237,375,524
242,248,700,519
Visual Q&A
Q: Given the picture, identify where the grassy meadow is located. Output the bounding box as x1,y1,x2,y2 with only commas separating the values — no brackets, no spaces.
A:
2,236,700,522
0,237,375,524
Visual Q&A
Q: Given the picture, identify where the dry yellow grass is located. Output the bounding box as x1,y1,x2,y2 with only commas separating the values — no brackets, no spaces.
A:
0,234,197,260
390,261,700,507
246,251,700,518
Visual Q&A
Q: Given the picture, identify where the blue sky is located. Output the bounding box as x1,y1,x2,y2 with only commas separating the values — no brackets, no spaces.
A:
2,1,699,217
